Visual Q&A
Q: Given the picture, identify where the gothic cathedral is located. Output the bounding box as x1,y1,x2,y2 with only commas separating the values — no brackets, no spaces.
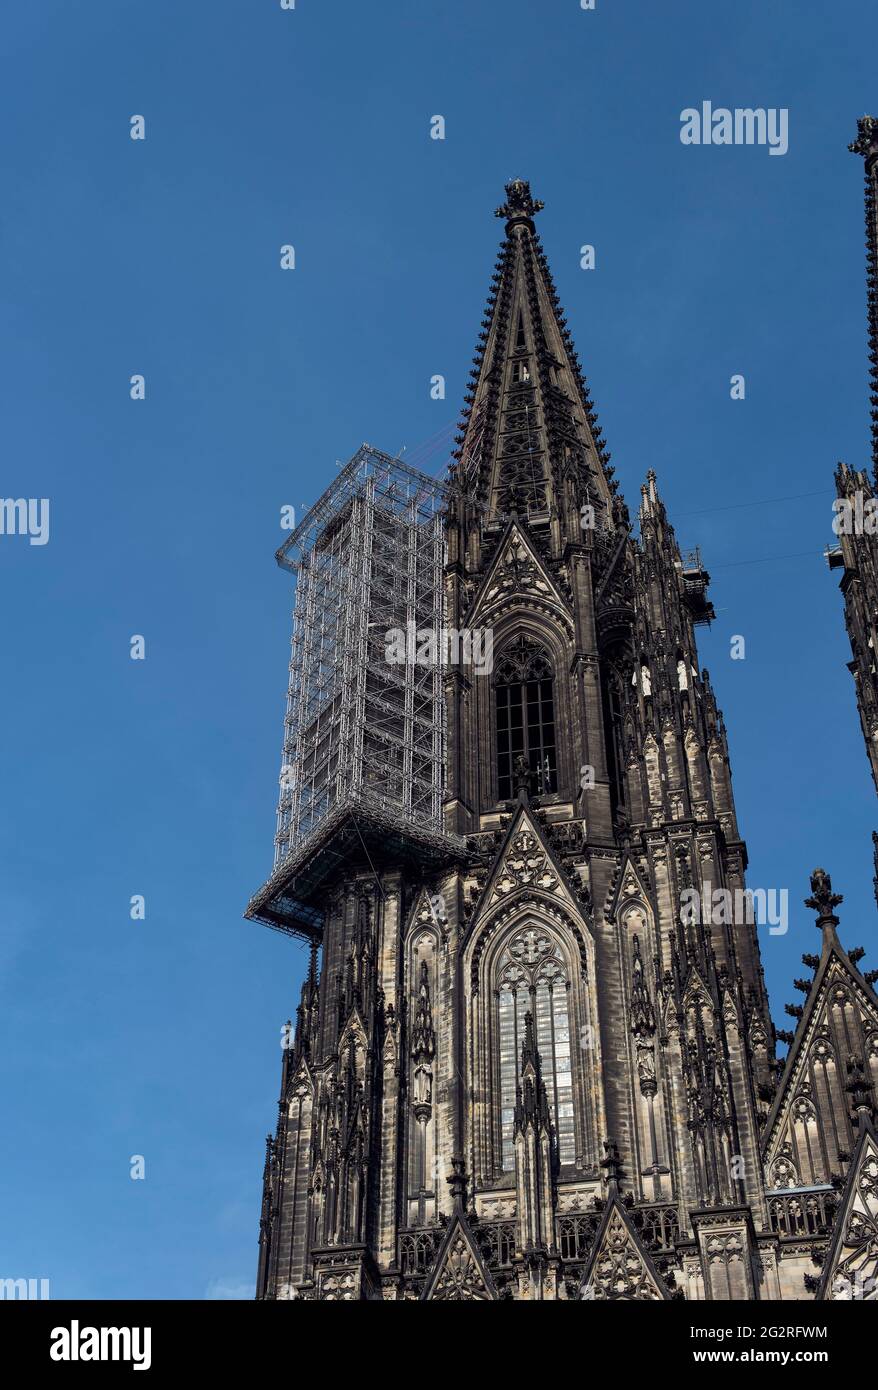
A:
249,124,878,1301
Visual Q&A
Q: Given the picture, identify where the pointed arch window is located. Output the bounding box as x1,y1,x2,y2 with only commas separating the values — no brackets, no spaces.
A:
494,637,556,800
496,925,574,1170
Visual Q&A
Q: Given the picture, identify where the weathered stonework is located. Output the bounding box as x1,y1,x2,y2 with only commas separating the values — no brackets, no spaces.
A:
252,165,878,1302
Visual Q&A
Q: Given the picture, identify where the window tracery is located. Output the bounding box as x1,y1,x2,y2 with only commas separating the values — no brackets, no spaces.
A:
494,637,556,800
496,924,574,1168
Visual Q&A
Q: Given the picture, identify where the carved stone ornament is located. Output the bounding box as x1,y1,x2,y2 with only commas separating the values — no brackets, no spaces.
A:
493,828,558,899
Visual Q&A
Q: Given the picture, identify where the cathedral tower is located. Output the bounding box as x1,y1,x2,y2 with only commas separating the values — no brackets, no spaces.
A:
829,117,878,794
249,177,878,1301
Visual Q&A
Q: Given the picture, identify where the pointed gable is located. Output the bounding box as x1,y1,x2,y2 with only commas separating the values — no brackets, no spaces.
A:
337,1006,369,1061
763,957,878,1187
681,964,713,1015
404,887,448,941
817,1121,878,1300
763,871,878,1186
580,1197,670,1301
421,1206,498,1301
465,518,573,633
604,853,654,925
463,804,590,943
286,1055,315,1102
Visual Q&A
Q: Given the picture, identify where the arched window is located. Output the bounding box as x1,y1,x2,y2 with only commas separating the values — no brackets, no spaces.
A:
494,637,556,800
496,924,574,1170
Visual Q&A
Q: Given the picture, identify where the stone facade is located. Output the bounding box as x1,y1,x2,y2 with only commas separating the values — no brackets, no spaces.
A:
252,159,878,1301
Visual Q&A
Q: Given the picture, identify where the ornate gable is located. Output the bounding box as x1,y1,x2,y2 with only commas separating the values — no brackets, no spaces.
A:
421,1207,498,1302
337,1006,369,1061
465,519,573,633
763,932,878,1185
490,816,560,902
817,1121,878,1300
285,1056,315,1104
682,965,713,1015
604,852,654,924
580,1197,670,1301
404,887,448,941
462,806,592,949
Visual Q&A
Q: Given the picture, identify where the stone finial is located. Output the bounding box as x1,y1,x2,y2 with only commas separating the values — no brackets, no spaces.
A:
495,178,544,227
307,939,319,987
447,1155,468,1205
601,1137,624,1193
513,752,533,803
849,115,878,161
805,867,843,936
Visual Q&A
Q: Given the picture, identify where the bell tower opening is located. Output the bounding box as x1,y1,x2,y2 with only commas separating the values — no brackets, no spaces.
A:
494,636,557,800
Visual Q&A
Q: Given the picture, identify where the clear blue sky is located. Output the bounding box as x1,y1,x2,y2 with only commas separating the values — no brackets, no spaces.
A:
1,0,876,1299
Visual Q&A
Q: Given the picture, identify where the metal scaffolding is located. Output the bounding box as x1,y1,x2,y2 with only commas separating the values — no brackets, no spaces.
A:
273,444,449,867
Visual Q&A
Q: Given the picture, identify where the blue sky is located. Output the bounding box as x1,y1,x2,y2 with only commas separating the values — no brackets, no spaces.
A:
1,0,876,1298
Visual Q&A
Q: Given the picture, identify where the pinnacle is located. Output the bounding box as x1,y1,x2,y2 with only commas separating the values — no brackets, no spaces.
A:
804,866,843,945
494,178,544,227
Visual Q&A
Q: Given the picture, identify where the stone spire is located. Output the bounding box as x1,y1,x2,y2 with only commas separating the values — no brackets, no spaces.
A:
829,120,878,795
629,934,656,1038
411,960,436,1065
450,179,618,544
848,117,878,482
511,1010,557,1297
829,460,878,794
289,941,320,1068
